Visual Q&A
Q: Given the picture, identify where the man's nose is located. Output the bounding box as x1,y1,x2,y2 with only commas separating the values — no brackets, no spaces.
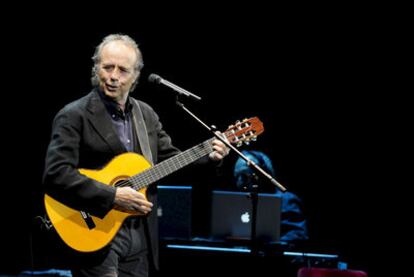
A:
110,68,120,81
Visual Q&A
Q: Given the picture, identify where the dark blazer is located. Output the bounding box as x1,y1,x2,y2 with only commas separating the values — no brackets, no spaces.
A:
43,89,181,268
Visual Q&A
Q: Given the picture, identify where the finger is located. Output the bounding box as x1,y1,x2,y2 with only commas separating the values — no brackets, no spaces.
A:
129,202,152,214
134,191,147,199
136,199,153,208
140,203,153,212
211,151,224,161
212,139,225,147
212,145,227,157
215,131,229,143
213,139,230,152
141,204,152,212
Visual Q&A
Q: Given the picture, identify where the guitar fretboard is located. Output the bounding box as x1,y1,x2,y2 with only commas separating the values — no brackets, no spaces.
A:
129,138,214,190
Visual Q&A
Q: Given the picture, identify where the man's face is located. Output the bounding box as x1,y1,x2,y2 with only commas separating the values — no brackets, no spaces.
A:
97,41,140,103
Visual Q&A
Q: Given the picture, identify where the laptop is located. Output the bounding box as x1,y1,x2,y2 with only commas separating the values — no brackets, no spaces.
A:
210,190,281,243
157,185,192,240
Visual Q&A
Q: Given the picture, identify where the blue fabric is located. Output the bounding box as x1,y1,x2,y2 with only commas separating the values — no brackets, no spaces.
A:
20,269,72,276
278,191,309,241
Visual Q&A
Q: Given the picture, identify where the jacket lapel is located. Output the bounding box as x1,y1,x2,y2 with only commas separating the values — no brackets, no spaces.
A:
86,90,126,155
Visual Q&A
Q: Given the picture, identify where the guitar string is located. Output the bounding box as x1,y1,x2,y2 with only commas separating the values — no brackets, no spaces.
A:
112,139,214,189
113,154,203,189
116,144,212,190
111,129,238,190
115,129,240,190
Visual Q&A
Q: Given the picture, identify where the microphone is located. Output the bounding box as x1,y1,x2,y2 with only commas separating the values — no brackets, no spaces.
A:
148,73,202,101
148,73,162,84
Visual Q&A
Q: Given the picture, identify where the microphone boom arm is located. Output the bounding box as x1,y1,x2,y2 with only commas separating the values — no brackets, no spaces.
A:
148,74,201,101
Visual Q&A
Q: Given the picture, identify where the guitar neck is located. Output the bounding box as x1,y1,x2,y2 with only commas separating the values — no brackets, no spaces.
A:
129,138,214,190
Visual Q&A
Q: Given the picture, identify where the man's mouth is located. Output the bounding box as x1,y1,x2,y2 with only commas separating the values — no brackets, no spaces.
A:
106,84,118,92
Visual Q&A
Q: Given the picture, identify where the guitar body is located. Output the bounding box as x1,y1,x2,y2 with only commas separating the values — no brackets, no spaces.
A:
44,152,152,252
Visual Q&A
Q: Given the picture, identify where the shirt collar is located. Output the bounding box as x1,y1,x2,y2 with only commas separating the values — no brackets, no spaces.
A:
98,90,133,120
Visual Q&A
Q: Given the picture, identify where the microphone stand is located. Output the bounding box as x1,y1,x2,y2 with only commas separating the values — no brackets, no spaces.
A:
175,96,287,257
174,97,286,192
246,173,259,256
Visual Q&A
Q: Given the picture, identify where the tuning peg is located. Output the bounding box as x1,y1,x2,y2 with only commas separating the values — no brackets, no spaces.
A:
251,136,257,141
237,141,243,147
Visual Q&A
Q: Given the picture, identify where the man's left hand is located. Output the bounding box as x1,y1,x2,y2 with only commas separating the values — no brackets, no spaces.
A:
209,132,230,161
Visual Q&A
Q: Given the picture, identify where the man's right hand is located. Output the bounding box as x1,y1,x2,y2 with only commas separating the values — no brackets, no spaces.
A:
113,187,153,214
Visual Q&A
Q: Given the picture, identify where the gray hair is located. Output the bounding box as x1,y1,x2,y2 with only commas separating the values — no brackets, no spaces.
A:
91,34,144,90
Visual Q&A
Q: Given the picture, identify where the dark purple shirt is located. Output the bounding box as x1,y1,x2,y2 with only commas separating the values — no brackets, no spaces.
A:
99,91,134,152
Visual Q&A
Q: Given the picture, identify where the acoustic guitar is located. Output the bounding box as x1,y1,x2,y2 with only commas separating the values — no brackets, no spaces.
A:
44,117,263,252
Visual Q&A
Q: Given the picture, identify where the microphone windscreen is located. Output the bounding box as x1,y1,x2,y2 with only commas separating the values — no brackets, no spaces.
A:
148,74,161,84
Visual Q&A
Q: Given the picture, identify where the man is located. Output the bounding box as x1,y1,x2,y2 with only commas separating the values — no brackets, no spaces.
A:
43,34,229,277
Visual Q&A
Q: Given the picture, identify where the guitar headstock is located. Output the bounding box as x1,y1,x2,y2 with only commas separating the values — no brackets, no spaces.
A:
223,117,264,147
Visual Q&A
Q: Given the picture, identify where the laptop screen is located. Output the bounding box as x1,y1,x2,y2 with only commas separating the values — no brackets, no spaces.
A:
210,190,281,243
157,185,192,240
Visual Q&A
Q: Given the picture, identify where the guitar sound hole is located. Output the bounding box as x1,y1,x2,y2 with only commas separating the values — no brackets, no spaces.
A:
112,175,132,188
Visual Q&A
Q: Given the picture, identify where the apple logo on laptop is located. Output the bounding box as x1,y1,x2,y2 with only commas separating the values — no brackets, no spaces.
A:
241,212,250,223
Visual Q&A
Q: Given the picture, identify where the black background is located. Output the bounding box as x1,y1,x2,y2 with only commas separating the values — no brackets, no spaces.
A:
1,5,407,276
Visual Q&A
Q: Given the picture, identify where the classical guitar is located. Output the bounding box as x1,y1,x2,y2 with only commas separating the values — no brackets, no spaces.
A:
44,117,264,252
